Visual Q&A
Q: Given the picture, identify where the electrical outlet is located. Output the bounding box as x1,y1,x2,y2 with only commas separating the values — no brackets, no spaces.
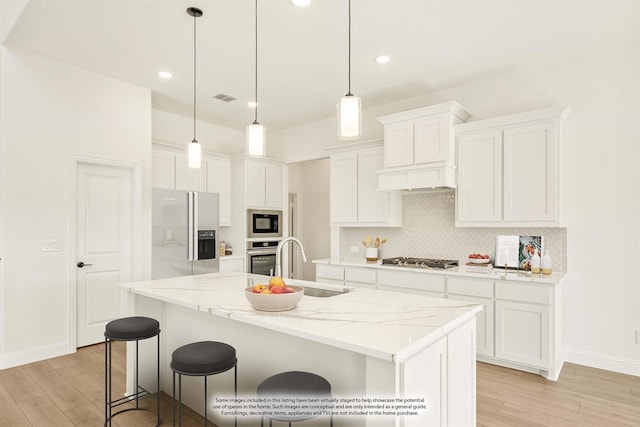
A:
43,239,63,252
636,329,640,345
350,246,359,253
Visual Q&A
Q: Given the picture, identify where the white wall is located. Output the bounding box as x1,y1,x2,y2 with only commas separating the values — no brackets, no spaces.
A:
271,44,640,375
152,109,244,155
288,158,331,281
0,48,152,367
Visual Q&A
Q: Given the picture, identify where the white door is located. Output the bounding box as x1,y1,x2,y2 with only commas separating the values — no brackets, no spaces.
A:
76,162,133,347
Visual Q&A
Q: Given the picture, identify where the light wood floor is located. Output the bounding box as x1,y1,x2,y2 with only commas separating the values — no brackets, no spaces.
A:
0,342,638,426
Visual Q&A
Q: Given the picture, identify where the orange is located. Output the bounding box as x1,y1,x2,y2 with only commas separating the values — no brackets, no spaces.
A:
268,276,286,290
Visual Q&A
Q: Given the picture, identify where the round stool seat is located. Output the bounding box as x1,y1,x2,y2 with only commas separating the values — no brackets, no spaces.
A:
258,371,332,423
105,316,160,341
171,341,237,376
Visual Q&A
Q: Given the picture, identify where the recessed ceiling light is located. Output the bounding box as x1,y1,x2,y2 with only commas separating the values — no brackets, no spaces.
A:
374,55,391,64
291,0,311,7
247,101,258,108
158,71,173,79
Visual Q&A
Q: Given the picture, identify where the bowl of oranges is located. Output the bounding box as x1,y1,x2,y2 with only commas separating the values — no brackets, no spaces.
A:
245,276,304,311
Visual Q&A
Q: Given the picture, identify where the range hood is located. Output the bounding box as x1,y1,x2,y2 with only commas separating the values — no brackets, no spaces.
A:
377,162,457,191
376,101,470,191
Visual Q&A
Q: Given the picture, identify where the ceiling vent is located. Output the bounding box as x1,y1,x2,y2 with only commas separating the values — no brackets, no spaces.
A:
213,93,237,102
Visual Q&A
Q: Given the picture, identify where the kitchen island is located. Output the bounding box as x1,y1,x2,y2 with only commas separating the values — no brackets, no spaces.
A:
120,271,481,427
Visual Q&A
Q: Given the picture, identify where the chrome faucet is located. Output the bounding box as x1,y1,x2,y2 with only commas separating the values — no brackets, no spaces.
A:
275,237,307,278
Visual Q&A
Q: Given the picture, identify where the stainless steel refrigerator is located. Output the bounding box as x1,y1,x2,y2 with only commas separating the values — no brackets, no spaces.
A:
152,188,220,279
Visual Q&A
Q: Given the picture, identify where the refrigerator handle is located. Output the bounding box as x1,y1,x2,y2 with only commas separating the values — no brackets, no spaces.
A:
188,192,195,261
193,191,199,260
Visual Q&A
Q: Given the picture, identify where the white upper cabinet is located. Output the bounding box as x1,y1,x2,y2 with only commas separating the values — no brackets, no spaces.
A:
205,156,232,226
151,144,232,226
152,147,206,191
175,152,206,191
152,149,176,189
264,163,284,209
243,159,284,210
455,107,570,227
377,102,470,191
383,120,414,168
456,130,503,222
329,141,402,227
503,122,557,222
330,151,358,223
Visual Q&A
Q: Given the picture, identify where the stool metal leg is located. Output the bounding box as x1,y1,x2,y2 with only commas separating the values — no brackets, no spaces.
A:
204,376,208,427
179,374,183,426
104,337,109,427
157,332,161,427
135,340,140,409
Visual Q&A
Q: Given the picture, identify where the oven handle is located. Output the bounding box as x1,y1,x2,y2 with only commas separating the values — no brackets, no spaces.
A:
246,248,277,256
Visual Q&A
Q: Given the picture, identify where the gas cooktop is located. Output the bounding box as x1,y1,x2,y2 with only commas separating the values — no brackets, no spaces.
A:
381,257,459,270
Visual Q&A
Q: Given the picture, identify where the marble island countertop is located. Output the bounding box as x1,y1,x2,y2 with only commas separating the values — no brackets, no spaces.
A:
314,258,566,284
120,271,481,362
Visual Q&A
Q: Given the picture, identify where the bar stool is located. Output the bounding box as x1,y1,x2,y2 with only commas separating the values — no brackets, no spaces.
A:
104,316,161,427
257,371,333,427
171,341,237,427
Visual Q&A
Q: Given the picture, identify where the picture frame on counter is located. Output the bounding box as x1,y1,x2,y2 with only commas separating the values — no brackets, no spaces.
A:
495,235,544,270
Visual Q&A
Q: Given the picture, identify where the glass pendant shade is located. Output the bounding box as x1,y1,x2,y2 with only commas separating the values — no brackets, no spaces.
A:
246,122,266,157
337,94,362,140
187,139,202,168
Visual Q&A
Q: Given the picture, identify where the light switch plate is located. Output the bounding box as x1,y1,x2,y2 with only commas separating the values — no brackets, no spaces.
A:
636,329,640,344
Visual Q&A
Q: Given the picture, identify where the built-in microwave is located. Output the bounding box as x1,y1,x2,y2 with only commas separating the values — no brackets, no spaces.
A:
247,209,282,239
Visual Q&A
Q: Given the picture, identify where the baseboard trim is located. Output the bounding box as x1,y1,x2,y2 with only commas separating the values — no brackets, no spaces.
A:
0,341,73,370
565,348,640,377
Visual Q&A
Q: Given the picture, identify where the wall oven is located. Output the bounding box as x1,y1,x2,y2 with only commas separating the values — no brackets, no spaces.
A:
246,241,279,276
247,209,282,239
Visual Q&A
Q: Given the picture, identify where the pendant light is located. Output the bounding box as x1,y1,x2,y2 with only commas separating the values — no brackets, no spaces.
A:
246,0,266,157
187,7,202,169
337,0,362,140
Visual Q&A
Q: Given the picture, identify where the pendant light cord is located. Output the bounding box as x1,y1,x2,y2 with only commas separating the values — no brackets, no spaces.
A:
193,11,198,142
347,0,352,96
254,0,259,124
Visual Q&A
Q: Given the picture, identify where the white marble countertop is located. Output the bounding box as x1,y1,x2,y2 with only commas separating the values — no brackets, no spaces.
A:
313,258,566,284
120,272,481,362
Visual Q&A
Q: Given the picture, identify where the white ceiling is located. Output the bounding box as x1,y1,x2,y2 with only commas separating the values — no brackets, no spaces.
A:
3,0,638,132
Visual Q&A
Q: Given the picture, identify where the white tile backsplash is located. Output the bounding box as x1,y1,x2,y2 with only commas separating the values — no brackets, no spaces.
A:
341,190,566,271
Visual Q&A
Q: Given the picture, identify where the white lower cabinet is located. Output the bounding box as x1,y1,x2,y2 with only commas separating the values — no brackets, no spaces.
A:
377,269,445,298
449,293,494,357
447,277,494,357
314,262,563,379
315,264,377,289
344,266,376,289
495,299,550,369
315,264,345,286
490,280,560,379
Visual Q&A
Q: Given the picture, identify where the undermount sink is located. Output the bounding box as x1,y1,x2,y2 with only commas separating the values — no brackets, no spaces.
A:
303,287,350,298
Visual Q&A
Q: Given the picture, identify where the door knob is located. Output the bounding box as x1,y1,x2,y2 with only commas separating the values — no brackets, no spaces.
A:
76,261,93,268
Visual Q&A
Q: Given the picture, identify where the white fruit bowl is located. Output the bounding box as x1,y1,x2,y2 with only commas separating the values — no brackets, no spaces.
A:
468,258,491,264
244,285,304,312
